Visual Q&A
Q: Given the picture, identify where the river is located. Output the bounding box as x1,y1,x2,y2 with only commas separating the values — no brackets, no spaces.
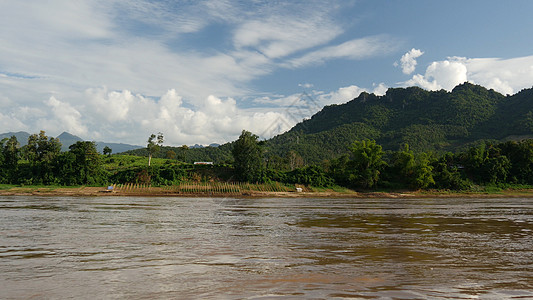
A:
1,196,532,299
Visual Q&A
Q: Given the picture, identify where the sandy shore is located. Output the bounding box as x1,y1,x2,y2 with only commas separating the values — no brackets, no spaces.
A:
2,186,533,198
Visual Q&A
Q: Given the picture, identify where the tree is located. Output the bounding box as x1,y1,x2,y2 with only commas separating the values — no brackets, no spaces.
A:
103,146,112,156
389,144,435,189
69,141,103,185
23,131,62,184
347,139,386,188
232,130,264,182
178,145,189,162
166,150,176,159
147,132,164,166
411,152,435,189
287,150,304,170
2,136,20,183
286,165,333,187
0,138,6,182
460,142,511,184
500,140,533,184
432,152,471,190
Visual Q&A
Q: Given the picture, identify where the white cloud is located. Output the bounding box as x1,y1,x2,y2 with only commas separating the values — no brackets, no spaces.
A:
402,55,533,94
299,83,314,89
234,16,342,59
317,83,388,106
466,56,533,95
318,85,368,105
0,112,28,132
0,95,12,107
395,48,424,74
404,58,468,91
81,88,293,145
372,83,388,96
287,35,398,68
86,88,135,122
44,96,88,136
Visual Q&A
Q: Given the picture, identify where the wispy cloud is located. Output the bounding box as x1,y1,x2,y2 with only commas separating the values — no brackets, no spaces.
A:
233,16,342,59
286,35,400,68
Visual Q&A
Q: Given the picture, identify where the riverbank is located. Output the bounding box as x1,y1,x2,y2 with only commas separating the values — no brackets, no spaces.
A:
2,185,533,198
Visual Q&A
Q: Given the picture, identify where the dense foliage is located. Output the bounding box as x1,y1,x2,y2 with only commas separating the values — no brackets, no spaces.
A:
231,130,265,182
2,130,533,192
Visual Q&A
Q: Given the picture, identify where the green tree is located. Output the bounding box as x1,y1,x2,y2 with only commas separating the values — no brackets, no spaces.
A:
147,132,164,166
232,130,264,182
55,152,77,185
347,139,386,188
460,142,511,184
326,154,350,186
432,152,471,190
178,145,189,161
23,131,62,184
69,141,104,185
0,138,6,182
103,146,112,156
389,144,435,189
411,152,435,189
286,165,333,187
2,136,20,183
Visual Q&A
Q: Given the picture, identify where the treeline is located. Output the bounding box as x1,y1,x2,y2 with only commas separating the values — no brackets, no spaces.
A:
231,130,533,191
0,131,231,186
0,131,105,185
3,130,533,191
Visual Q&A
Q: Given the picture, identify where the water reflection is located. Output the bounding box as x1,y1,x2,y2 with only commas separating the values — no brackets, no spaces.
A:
1,196,532,299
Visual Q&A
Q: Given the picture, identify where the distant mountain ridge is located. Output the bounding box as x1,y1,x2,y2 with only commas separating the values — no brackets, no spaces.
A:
0,131,143,154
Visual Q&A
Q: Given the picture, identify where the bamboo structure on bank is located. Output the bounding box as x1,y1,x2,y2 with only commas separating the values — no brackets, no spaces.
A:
113,181,295,194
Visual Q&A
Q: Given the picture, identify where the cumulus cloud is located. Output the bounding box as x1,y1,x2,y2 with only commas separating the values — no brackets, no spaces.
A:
404,58,468,91
81,88,293,145
44,96,88,136
317,83,388,106
395,48,424,74
402,55,533,94
466,56,533,95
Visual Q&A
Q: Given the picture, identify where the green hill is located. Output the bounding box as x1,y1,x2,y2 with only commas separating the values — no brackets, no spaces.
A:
266,83,533,163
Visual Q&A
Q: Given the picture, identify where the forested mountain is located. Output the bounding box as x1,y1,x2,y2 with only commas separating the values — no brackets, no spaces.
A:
129,83,533,165
265,83,533,164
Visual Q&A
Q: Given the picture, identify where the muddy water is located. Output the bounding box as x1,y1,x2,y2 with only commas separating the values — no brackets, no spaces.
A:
1,196,532,299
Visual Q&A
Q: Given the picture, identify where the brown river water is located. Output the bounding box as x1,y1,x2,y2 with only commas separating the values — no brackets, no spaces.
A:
1,196,532,299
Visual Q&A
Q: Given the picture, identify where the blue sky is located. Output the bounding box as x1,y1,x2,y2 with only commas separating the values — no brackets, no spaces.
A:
1,0,533,146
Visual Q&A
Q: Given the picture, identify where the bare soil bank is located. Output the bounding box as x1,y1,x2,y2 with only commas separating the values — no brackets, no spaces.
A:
1,186,533,198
